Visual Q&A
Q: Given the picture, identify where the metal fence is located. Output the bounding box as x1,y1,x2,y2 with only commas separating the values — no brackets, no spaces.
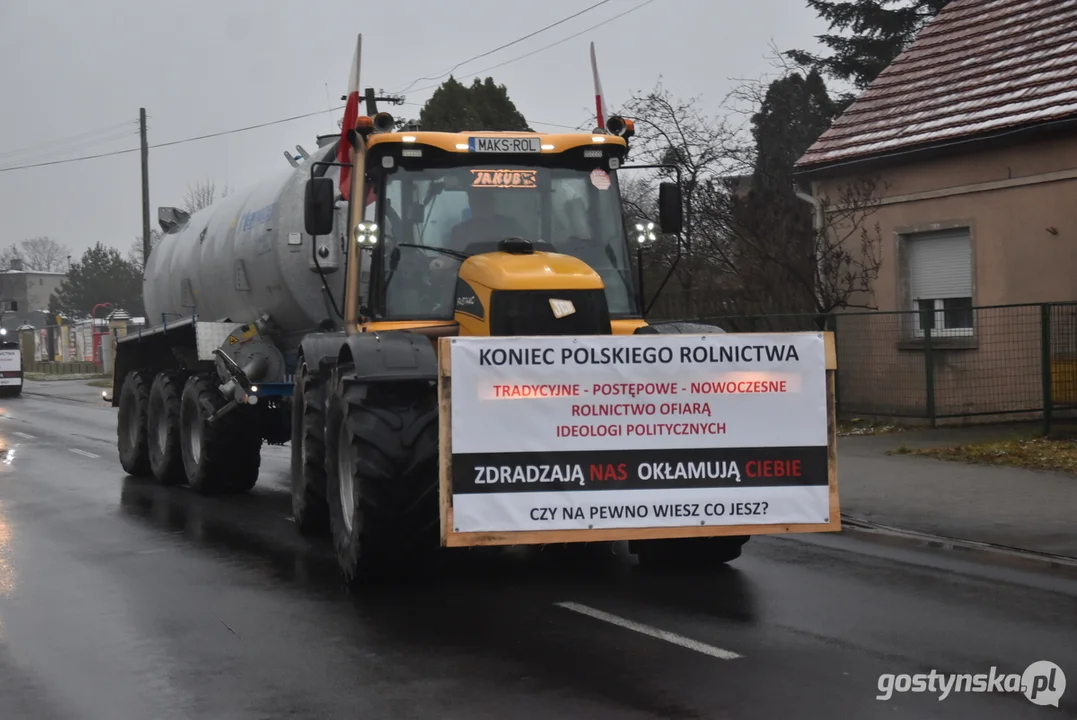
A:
681,302,1077,434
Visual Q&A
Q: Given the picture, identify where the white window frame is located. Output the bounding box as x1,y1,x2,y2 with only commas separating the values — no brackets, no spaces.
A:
912,297,974,338
904,227,974,339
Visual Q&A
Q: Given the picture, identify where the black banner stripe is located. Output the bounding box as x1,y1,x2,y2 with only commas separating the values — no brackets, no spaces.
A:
452,446,828,494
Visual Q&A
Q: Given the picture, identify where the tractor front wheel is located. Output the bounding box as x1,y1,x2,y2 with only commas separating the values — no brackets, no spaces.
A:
323,366,439,584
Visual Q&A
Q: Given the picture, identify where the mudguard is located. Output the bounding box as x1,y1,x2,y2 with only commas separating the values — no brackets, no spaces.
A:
298,332,348,374
634,321,726,334
339,330,439,382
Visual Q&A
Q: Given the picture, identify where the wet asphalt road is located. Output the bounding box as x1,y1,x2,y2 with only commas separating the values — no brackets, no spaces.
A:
0,388,1075,719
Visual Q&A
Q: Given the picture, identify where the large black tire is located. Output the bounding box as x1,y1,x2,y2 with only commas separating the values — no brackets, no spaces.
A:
631,536,750,569
147,371,186,485
324,365,440,583
117,369,153,476
290,361,330,536
633,321,743,568
180,373,262,494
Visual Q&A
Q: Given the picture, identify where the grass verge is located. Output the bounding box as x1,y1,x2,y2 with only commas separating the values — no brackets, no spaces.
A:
24,372,109,382
888,435,1077,474
837,417,908,437
87,378,113,388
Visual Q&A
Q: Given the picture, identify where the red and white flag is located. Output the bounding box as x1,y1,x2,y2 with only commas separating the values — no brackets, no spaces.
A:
337,34,362,201
590,41,609,130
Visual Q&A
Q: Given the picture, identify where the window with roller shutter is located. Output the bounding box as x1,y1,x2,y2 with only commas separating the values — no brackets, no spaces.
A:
905,228,974,337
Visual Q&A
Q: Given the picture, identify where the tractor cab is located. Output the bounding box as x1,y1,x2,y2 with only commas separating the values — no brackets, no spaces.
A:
304,117,683,337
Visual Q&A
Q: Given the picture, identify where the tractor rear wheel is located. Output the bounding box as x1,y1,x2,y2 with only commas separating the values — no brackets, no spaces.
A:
290,361,330,536
323,365,439,583
117,369,154,476
180,373,262,494
147,371,187,485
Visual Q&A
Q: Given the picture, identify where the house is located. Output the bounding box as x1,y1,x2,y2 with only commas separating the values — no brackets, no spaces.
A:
0,258,66,331
794,0,1077,420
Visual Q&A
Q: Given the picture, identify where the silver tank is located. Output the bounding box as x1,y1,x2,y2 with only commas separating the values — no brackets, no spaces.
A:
143,141,348,353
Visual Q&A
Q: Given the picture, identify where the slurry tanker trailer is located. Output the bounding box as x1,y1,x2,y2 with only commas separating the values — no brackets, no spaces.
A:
112,42,840,582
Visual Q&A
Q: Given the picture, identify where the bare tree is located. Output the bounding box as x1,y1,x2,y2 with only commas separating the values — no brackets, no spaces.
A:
128,229,162,274
705,175,884,320
183,178,231,214
0,236,71,272
612,80,751,316
617,68,885,325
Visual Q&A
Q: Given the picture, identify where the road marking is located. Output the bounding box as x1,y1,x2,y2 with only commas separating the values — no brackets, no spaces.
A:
14,432,35,440
69,448,100,459
554,601,741,660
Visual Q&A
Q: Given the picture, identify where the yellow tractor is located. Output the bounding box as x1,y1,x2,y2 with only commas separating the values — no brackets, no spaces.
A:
294,111,736,580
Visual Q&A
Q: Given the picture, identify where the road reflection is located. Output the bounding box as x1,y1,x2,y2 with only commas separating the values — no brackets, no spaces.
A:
117,476,759,625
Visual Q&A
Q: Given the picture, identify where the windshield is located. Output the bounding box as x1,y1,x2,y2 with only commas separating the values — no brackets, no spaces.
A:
373,163,636,321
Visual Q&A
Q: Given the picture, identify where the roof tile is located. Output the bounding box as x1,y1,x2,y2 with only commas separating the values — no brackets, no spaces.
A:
797,0,1077,169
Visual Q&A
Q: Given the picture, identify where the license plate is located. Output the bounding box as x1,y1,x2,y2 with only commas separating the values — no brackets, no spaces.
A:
467,136,541,153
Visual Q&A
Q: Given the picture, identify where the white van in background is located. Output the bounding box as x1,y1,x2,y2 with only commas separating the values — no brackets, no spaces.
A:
0,329,22,398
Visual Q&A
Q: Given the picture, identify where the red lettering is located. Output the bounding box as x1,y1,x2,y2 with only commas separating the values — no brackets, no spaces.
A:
589,463,629,481
746,459,803,477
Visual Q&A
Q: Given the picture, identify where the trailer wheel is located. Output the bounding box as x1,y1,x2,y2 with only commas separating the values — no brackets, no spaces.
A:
324,365,439,583
631,536,750,569
181,373,262,494
117,369,154,476
290,362,330,536
147,371,187,485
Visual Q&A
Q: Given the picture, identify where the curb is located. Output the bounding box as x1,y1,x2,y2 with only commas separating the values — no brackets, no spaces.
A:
839,514,1077,576
19,390,110,407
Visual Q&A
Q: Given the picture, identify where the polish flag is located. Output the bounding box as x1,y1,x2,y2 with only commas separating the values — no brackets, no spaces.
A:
337,34,362,201
590,42,609,130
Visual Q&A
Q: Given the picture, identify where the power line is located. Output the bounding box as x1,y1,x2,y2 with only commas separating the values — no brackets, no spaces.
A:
389,0,613,95
0,1,658,174
409,0,659,95
0,104,596,174
0,107,346,173
0,122,138,163
0,5,650,178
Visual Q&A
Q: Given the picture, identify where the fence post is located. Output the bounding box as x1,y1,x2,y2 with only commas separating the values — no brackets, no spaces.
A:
924,324,936,428
830,314,841,415
1041,303,1053,436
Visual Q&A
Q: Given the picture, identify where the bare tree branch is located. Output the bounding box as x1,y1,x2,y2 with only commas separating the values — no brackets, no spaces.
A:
0,236,71,272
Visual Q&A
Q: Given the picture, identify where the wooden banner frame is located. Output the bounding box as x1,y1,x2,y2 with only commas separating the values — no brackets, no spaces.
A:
437,332,840,548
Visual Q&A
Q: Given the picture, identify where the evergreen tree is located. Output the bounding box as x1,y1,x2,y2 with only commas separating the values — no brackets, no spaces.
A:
419,76,531,132
49,242,145,318
735,70,848,313
751,70,837,187
787,0,949,98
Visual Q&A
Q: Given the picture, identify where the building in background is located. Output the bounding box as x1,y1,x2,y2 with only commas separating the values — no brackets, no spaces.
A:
793,0,1077,422
0,258,65,330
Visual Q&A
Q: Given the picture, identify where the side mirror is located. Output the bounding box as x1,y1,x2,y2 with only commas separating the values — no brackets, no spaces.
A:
658,182,683,235
304,177,336,236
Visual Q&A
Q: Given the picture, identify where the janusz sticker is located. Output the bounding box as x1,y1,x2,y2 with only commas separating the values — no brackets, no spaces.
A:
590,169,610,190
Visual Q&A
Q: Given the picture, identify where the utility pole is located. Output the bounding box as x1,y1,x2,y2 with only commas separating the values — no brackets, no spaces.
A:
140,108,151,263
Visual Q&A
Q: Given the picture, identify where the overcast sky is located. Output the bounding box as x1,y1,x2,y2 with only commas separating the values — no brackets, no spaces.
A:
0,0,829,262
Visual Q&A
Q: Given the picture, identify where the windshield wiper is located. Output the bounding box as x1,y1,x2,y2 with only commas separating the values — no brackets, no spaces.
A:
395,243,471,261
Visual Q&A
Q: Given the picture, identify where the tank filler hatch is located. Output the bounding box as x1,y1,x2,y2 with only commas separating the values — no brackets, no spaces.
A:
159,207,191,234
